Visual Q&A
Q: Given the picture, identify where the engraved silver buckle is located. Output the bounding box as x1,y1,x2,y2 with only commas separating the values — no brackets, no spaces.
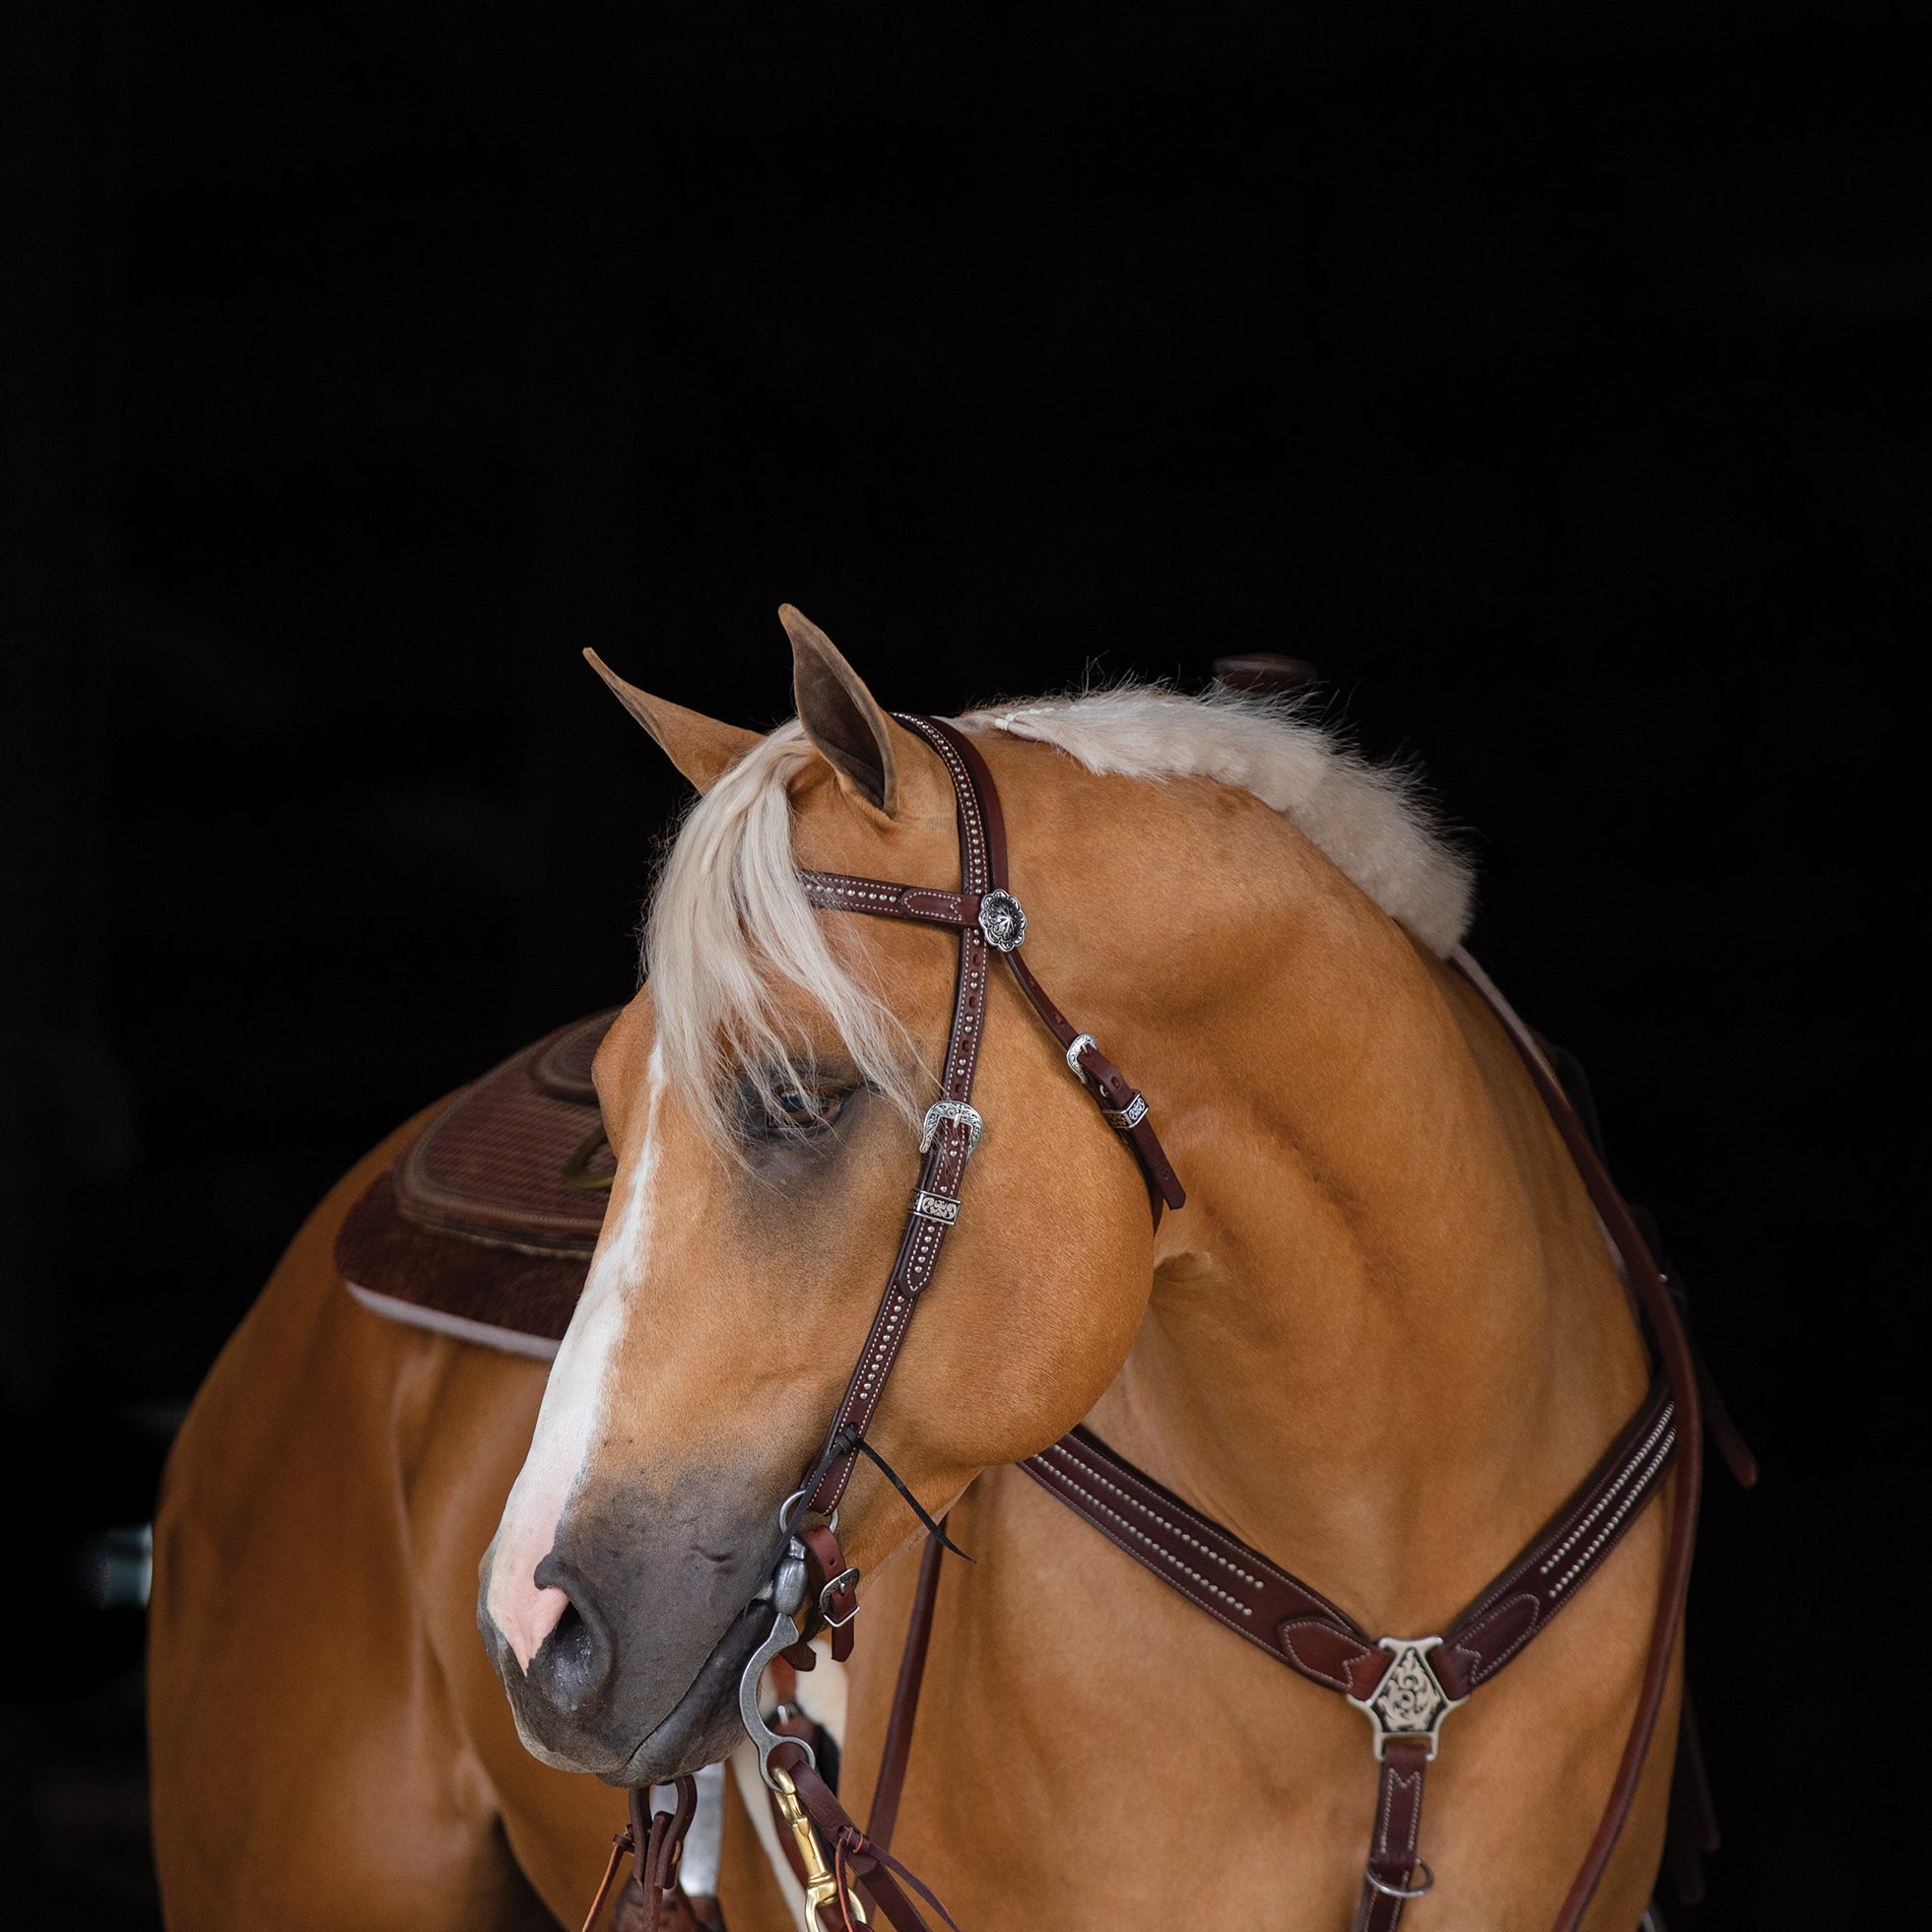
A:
1102,1093,1148,1131
1345,1636,1466,1762
976,888,1027,952
911,1189,960,1226
1065,1033,1098,1086
918,1100,983,1158
819,1566,861,1629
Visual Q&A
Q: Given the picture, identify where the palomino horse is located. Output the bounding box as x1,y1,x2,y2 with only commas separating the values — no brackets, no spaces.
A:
151,611,1689,1929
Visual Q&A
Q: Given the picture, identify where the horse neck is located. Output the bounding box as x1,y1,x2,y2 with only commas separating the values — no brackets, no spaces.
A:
1084,833,1648,1635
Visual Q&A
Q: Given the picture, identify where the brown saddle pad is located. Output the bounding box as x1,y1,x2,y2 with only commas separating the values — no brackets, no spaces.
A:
336,1011,617,1359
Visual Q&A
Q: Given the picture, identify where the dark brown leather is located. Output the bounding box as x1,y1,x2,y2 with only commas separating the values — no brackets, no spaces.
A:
797,713,1187,1222
925,716,1185,1218
988,963,1705,1930
1469,973,1705,1932
788,1522,858,1665
1354,1736,1431,1932
1023,1426,1386,1697
768,1742,959,1932
1023,1375,1675,1708
1002,943,1186,1216
586,1779,701,1932
612,1888,725,1932
866,1530,946,1852
335,1011,617,1350
793,860,1187,1220
1432,1379,1677,1699
798,871,984,933
799,716,996,1525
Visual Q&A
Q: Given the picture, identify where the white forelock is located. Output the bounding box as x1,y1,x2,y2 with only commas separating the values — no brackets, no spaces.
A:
643,684,1473,1150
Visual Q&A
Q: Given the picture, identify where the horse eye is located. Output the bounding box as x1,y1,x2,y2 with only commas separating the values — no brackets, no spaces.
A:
762,1085,846,1137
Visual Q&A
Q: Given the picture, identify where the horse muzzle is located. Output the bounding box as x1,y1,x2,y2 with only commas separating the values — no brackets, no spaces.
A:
476,1483,780,1785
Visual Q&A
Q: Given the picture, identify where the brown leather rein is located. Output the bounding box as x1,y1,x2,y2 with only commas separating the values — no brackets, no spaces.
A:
615,714,1726,1932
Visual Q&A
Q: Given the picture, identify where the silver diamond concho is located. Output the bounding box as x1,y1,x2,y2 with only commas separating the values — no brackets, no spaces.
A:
1349,1636,1464,1762
977,890,1027,952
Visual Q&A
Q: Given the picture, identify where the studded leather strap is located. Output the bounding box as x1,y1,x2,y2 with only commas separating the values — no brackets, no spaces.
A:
1022,1375,1674,1703
1022,1374,1676,1931
799,713,1187,1528
800,719,994,1524
798,717,1184,1221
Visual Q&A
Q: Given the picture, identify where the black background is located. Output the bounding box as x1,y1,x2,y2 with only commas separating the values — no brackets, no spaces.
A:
2,4,1918,1924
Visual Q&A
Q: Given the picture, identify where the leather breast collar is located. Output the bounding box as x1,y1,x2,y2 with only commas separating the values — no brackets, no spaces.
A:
618,714,1742,1932
706,714,1738,1932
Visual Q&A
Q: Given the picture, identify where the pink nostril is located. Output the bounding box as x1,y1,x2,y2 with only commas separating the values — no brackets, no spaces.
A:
510,1583,571,1672
488,1541,574,1672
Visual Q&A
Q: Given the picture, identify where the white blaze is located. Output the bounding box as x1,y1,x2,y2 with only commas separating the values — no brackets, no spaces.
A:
487,1045,665,1669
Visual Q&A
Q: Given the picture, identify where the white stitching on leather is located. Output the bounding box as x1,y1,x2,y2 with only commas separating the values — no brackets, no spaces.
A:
1549,1431,1675,1598
1041,1461,1257,1619
1041,1441,1264,1597
1538,1402,1675,1577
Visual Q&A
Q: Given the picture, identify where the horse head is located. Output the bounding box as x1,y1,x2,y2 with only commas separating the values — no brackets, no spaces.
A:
478,610,1177,1782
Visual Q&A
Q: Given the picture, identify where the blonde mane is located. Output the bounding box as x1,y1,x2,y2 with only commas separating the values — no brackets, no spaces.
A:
644,685,1473,1148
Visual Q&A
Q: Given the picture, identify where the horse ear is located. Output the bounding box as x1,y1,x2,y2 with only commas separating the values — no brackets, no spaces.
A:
582,650,763,793
779,605,899,818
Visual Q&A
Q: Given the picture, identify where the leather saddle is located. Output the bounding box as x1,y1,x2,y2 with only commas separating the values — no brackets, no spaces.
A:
336,1011,615,1357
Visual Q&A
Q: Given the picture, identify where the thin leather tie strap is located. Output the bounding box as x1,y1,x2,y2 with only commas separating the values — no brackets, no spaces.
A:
868,1529,947,1852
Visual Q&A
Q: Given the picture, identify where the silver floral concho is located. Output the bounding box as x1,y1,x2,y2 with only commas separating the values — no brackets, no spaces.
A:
1348,1636,1466,1762
976,889,1027,952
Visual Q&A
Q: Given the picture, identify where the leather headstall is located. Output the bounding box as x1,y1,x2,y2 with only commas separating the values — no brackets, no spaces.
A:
789,716,1182,1539
725,713,1185,1932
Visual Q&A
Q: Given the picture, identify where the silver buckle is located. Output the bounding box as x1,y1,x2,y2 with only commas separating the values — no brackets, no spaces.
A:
819,1567,861,1629
911,1189,960,1226
1065,1033,1098,1086
1346,1636,1465,1762
1364,1860,1434,1901
1102,1093,1148,1131
919,1100,983,1157
976,889,1027,952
